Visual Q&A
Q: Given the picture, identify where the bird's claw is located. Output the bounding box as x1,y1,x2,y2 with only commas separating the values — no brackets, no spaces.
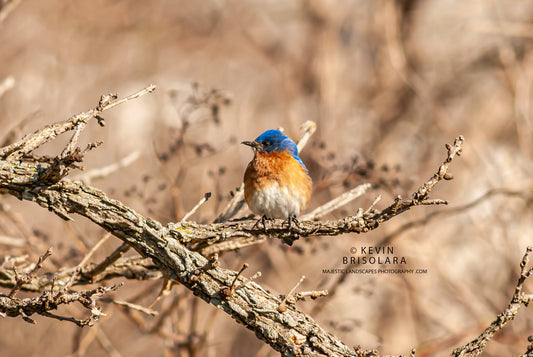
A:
252,215,271,233
283,214,301,234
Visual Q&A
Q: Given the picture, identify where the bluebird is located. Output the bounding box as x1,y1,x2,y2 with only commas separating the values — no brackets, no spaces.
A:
242,129,312,223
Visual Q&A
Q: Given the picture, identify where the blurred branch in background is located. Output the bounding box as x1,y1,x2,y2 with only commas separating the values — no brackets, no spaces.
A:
0,0,21,23
0,75,14,98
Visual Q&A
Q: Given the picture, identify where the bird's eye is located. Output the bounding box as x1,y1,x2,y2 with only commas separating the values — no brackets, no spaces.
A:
263,140,272,146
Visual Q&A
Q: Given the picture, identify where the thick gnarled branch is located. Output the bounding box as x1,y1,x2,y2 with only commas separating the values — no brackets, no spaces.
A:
0,170,360,356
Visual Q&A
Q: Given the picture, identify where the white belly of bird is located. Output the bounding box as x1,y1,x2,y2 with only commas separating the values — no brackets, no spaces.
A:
247,182,304,219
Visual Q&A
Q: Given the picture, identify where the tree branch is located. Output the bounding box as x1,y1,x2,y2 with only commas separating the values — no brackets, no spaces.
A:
8,247,51,298
0,284,122,326
0,256,161,292
0,84,155,162
451,246,533,357
0,249,122,326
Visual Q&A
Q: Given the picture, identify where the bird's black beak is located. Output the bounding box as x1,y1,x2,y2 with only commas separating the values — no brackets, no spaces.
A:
241,140,261,150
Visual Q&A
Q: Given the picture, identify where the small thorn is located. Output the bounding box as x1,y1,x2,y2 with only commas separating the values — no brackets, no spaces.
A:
443,173,454,180
222,263,249,297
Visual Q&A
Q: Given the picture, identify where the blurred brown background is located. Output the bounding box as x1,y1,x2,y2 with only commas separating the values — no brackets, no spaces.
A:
1,0,533,356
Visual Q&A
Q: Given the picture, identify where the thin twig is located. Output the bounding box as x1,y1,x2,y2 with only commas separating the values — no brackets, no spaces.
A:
0,76,15,98
99,84,156,112
364,195,382,215
289,290,328,303
61,124,85,158
75,323,99,357
84,242,131,280
63,233,111,291
278,275,306,312
1,111,41,147
95,325,123,357
200,236,266,256
300,183,371,220
451,246,533,356
516,335,533,357
221,263,248,297
0,0,22,23
181,192,212,222
147,277,173,309
8,248,52,298
0,234,25,247
99,298,159,316
73,151,140,184
295,120,317,152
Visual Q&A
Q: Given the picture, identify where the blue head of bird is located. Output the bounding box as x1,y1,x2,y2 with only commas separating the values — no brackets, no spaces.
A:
241,129,306,169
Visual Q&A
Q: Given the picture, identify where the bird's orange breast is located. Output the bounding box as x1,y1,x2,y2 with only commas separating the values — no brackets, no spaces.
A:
243,150,312,218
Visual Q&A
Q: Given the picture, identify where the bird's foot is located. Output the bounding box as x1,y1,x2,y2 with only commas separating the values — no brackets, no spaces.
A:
283,214,302,233
252,215,271,233
281,215,301,245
